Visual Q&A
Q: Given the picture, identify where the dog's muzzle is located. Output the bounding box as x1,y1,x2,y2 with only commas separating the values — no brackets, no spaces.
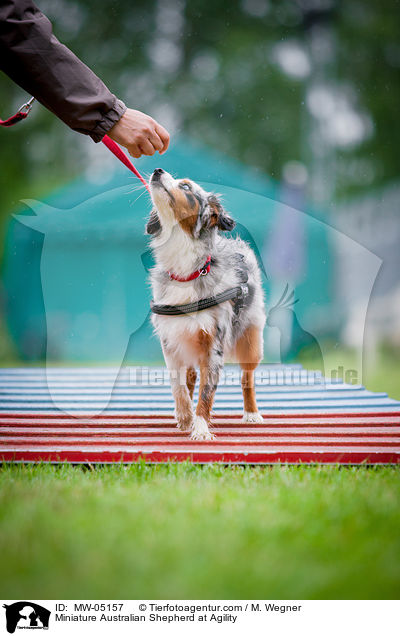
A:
151,168,165,183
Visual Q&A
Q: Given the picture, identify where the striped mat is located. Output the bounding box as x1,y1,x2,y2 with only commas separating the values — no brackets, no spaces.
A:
1,365,400,464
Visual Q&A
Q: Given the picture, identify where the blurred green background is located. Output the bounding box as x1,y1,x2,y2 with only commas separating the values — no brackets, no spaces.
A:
0,0,399,395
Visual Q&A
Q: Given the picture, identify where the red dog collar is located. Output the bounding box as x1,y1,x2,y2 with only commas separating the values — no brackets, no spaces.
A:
168,255,211,282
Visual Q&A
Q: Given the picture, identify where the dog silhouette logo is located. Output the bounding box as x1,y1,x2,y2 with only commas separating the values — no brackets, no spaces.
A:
12,184,381,392
2,602,50,633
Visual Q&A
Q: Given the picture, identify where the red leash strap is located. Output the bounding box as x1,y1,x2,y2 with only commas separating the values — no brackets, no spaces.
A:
1,97,150,193
0,97,35,127
102,134,150,192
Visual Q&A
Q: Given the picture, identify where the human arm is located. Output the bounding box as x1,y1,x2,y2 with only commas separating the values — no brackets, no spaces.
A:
0,0,169,154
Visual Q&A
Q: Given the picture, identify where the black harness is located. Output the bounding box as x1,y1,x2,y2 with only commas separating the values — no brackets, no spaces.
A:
151,283,249,316
150,253,249,319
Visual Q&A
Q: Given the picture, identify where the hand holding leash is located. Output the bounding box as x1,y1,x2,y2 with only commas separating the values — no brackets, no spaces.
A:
107,108,170,159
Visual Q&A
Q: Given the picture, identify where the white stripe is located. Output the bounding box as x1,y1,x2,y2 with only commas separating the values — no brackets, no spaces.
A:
0,399,400,412
0,389,391,402
0,364,303,374
1,407,399,415
3,426,399,434
0,382,357,392
0,389,377,400
0,364,305,379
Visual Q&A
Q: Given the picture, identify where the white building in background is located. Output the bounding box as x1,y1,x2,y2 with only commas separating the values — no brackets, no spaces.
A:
335,182,400,349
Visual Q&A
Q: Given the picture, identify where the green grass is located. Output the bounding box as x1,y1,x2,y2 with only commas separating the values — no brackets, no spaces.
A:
298,348,400,401
0,463,399,600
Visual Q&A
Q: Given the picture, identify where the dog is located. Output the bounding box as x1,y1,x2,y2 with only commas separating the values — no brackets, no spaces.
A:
146,168,266,440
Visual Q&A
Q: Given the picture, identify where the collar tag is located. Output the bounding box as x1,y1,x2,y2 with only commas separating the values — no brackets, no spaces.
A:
168,255,211,282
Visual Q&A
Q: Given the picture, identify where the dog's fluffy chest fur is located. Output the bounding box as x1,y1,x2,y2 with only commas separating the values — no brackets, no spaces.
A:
149,234,265,364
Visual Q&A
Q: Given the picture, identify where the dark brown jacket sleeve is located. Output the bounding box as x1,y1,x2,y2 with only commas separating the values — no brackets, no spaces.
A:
0,0,126,141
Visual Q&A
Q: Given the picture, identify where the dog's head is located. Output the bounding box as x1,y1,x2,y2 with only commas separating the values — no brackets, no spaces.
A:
147,169,235,239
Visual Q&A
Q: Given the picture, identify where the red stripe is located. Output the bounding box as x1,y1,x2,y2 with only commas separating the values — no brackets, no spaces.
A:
2,438,400,448
0,417,399,428
1,430,399,439
1,414,399,464
0,412,399,420
1,450,399,464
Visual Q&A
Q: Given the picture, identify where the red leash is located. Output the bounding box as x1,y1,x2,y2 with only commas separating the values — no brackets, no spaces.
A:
101,134,150,192
0,97,35,127
1,97,150,192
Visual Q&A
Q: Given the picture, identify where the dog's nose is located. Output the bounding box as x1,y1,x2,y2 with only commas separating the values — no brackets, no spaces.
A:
152,168,164,181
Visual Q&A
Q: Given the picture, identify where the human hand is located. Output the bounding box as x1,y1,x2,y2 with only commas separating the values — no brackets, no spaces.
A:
107,108,170,158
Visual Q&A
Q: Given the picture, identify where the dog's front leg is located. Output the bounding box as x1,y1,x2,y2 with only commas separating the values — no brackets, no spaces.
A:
192,361,221,440
192,329,225,440
162,350,194,432
173,371,194,432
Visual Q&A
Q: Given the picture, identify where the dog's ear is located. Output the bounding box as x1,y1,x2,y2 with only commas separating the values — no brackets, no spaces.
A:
208,195,236,232
146,209,161,235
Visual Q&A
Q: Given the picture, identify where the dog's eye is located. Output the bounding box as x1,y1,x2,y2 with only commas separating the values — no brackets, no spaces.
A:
180,183,191,191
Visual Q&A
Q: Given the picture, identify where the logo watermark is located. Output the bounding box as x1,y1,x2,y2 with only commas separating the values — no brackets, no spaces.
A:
10,181,378,414
3,603,51,634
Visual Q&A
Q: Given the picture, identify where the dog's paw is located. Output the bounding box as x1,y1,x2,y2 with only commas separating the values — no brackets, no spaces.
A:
175,407,194,432
242,411,264,423
176,416,193,432
191,430,215,441
190,416,215,441
177,421,193,432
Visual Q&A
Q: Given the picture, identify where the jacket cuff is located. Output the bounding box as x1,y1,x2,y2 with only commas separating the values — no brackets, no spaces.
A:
89,97,127,143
